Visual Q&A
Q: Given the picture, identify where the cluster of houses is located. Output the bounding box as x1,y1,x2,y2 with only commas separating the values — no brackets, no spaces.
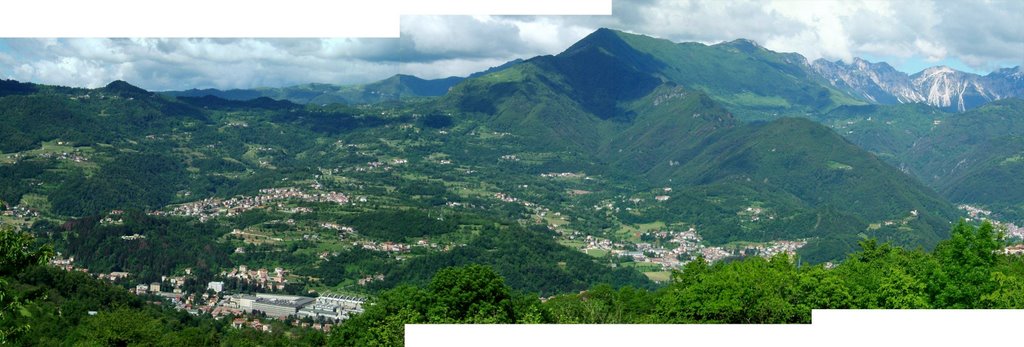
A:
100,209,125,225
1003,244,1024,255
44,251,364,335
1001,223,1024,240
359,240,411,253
494,192,539,210
740,240,809,258
579,225,808,268
232,317,273,332
320,222,356,235
37,150,89,163
698,247,733,263
357,274,385,286
1,205,39,219
3,141,89,164
960,204,993,218
540,172,585,179
355,160,400,172
123,268,364,328
494,192,519,203
48,254,83,272
48,254,149,285
739,206,775,222
959,204,1024,240
162,187,349,222
224,265,291,291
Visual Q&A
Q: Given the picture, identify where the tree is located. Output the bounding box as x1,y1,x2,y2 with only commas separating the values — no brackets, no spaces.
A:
796,267,853,310
657,254,806,323
980,272,1024,308
426,265,516,323
1,226,53,343
331,265,540,346
1,225,53,276
67,308,164,346
933,221,1002,308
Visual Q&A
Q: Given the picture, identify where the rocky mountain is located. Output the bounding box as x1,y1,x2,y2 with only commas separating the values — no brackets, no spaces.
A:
811,58,923,104
813,59,1022,112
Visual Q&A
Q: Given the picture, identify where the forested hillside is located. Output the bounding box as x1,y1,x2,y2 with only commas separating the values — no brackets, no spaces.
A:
819,99,1024,223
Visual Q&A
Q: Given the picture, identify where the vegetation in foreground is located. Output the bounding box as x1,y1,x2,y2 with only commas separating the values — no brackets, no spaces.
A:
3,220,1023,346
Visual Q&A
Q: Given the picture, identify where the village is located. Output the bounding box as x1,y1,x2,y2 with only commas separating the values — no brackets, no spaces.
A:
960,204,1024,240
159,187,350,222
576,227,808,268
489,185,809,271
47,254,365,333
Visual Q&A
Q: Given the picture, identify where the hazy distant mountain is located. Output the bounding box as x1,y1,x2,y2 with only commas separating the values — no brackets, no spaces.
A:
813,59,1023,112
163,59,523,105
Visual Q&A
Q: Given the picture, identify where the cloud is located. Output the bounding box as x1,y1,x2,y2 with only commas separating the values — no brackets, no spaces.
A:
0,0,1020,90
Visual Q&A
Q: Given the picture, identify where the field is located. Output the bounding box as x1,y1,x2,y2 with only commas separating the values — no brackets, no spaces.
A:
643,271,672,283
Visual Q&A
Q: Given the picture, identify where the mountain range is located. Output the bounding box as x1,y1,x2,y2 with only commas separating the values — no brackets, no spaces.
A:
441,28,960,260
163,59,523,105
164,32,1022,115
3,27,1022,267
813,58,1023,112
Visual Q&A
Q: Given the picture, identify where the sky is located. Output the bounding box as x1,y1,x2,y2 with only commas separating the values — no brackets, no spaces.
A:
1,0,1022,91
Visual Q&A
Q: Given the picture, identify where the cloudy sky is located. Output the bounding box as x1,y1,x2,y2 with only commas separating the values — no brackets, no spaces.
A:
1,0,1021,91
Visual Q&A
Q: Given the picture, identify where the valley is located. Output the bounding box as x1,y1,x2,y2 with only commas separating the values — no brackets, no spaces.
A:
2,24,1023,346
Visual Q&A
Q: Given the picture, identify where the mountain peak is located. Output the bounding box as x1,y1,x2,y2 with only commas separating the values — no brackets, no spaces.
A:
919,65,958,76
990,66,1023,78
564,27,630,53
102,80,152,96
727,38,761,47
715,38,763,53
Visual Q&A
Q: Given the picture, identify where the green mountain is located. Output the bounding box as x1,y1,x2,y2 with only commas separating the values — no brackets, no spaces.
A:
442,29,959,261
817,103,948,160
1,78,659,297
818,98,1024,222
903,99,1024,220
0,29,972,280
592,29,865,119
448,29,864,123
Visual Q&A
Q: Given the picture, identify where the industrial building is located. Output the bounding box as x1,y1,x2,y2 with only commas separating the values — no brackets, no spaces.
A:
296,294,365,321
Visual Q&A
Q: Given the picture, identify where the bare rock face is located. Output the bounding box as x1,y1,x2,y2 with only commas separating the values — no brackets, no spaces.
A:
811,58,1022,112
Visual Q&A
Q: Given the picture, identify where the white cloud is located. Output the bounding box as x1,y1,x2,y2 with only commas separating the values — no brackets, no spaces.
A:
0,0,1020,90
